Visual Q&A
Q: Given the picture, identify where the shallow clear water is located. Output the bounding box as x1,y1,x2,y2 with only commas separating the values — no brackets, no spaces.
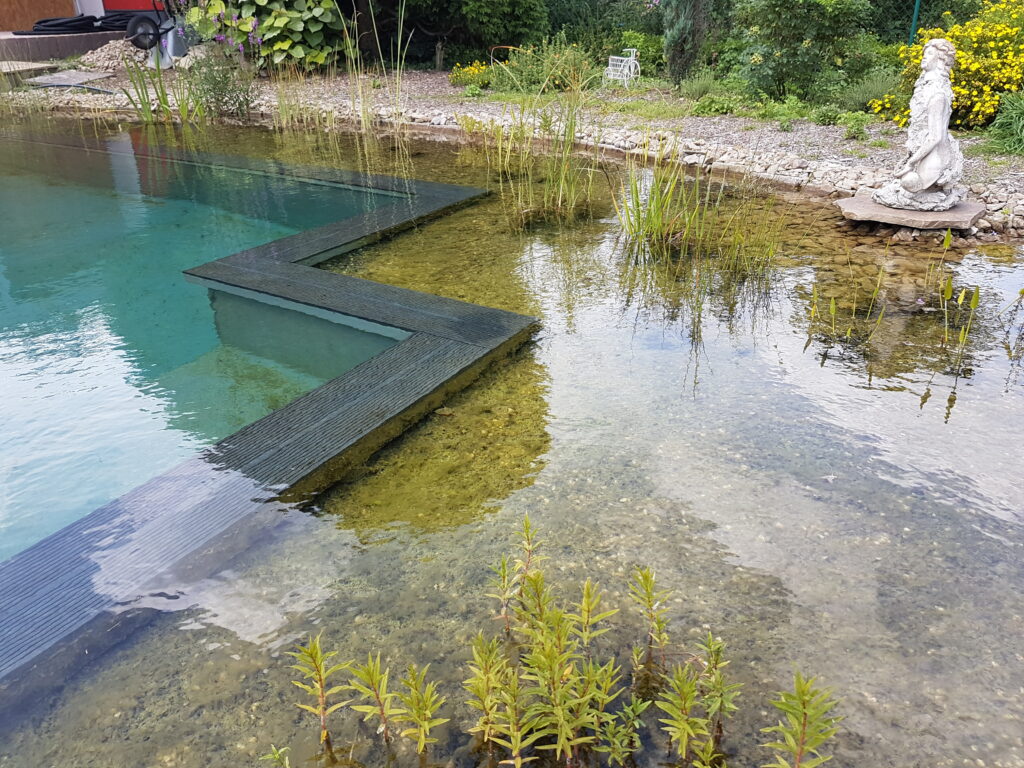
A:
0,133,401,561
0,123,1021,768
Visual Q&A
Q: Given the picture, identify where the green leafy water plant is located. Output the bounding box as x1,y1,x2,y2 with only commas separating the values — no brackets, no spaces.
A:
655,663,709,764
398,664,450,754
265,519,840,767
287,631,352,760
697,632,741,751
568,579,618,653
350,652,406,745
463,87,606,230
629,565,671,674
465,633,508,751
761,670,843,768
122,57,169,123
260,744,292,767
488,554,519,635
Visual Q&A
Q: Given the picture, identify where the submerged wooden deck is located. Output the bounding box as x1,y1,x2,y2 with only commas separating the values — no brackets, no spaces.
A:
0,136,537,723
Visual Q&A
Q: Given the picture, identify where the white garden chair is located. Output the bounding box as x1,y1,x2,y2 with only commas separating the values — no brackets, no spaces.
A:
604,48,640,88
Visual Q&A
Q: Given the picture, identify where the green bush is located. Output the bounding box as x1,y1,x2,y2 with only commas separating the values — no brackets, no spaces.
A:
407,0,549,56
490,32,602,92
185,0,346,68
692,92,742,115
989,91,1024,155
621,29,665,74
810,104,841,125
837,110,874,139
834,67,899,112
180,50,257,117
754,94,811,121
676,68,718,100
735,0,872,99
664,0,714,80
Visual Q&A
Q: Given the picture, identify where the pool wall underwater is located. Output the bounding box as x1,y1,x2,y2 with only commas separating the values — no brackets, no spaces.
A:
0,134,537,721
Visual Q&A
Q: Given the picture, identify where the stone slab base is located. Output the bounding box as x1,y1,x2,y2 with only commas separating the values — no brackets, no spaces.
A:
835,194,986,230
24,69,111,87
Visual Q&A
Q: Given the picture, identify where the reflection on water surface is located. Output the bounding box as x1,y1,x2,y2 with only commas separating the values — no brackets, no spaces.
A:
0,122,1021,768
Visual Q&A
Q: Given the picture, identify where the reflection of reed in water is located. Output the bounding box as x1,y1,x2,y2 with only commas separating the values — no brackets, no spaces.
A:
613,157,790,371
794,242,1020,419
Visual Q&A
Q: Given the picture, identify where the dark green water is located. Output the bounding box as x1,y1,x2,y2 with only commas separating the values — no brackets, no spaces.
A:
0,121,1021,768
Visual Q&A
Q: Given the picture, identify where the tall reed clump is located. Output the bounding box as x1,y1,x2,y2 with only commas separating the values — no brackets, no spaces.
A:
333,0,410,134
267,517,842,768
461,65,605,230
613,152,788,347
614,151,784,272
122,58,205,125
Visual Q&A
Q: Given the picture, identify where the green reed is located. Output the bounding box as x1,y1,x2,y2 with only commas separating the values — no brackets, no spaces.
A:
122,57,161,123
122,58,204,125
461,83,605,230
615,150,784,275
267,518,840,768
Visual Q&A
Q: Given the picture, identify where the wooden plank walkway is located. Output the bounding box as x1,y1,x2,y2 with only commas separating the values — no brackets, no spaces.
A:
0,134,537,723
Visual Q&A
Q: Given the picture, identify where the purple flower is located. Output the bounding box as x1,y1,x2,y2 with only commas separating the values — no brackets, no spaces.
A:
161,37,168,48
232,13,238,22
238,42,244,52
214,33,225,42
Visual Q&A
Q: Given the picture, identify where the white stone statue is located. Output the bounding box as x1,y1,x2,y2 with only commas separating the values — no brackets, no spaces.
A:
873,38,966,212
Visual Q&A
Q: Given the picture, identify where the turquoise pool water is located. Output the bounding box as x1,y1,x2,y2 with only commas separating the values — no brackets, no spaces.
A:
0,135,404,562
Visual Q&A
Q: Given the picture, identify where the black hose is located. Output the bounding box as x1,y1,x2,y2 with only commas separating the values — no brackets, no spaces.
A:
12,12,136,36
27,84,117,94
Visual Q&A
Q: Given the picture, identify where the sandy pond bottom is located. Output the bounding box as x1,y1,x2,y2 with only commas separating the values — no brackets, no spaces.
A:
0,123,1022,768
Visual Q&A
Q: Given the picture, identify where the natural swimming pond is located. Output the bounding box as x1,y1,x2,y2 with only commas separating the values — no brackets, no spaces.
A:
0,135,408,561
0,122,1021,768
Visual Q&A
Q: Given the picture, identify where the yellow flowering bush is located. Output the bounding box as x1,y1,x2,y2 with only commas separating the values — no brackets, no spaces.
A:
870,0,1023,128
449,61,491,88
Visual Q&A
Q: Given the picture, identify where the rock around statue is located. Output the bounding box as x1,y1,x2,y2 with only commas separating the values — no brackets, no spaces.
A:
873,38,966,212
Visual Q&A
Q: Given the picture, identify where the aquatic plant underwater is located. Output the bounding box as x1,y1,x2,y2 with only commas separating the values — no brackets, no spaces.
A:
264,518,842,768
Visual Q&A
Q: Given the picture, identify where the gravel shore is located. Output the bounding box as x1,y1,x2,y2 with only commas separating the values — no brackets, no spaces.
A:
11,43,1024,240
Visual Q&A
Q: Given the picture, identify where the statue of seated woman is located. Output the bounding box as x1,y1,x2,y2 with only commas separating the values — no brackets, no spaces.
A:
873,38,966,212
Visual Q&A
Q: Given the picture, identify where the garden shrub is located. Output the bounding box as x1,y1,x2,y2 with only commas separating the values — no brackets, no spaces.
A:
692,92,743,115
449,60,491,87
621,29,665,74
490,33,602,92
676,68,718,100
406,0,549,57
181,49,257,116
664,0,714,80
835,66,900,112
810,103,842,125
458,0,549,48
185,0,346,68
870,0,1024,128
837,110,874,139
735,0,872,99
754,94,811,121
989,90,1024,153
